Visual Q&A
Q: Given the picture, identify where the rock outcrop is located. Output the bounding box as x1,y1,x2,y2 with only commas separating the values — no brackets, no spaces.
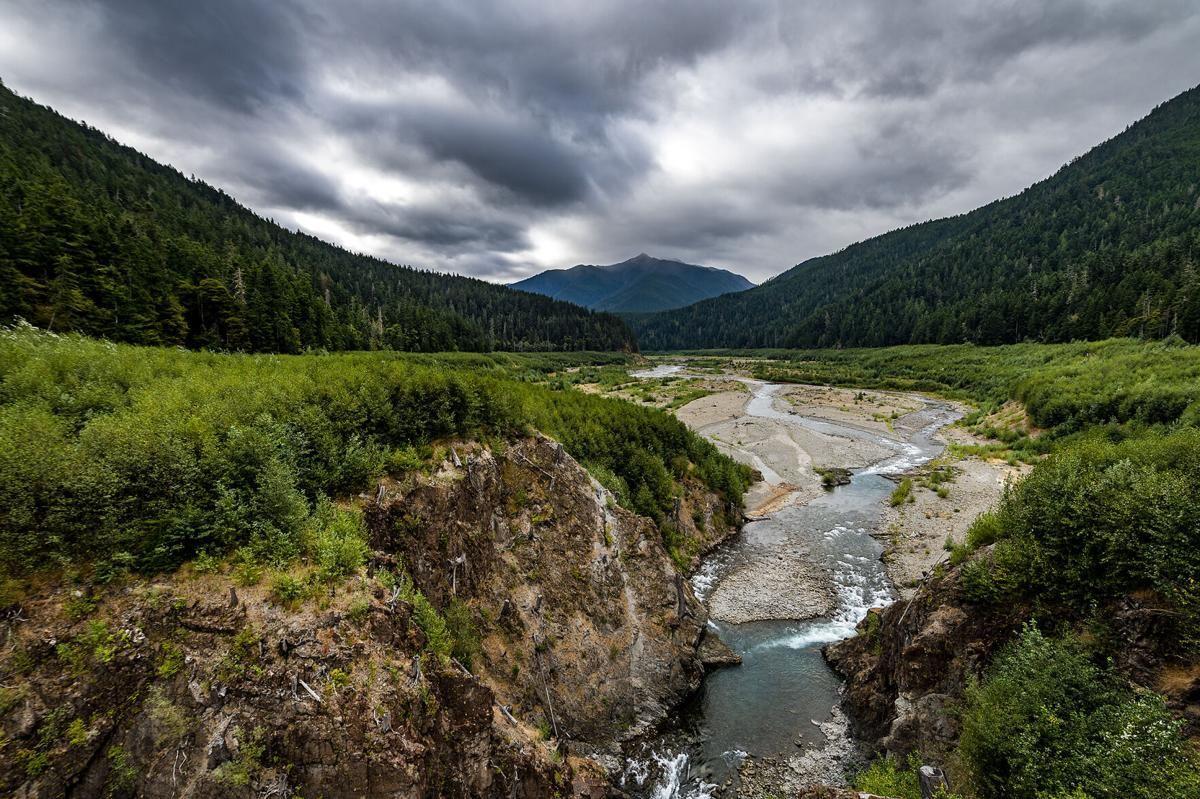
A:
824,557,1027,761
365,436,737,749
826,550,1200,763
0,435,739,797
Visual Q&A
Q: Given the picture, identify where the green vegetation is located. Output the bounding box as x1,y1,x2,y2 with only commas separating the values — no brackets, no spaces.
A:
444,598,481,667
0,81,633,353
211,726,265,787
701,338,1200,439
889,478,914,506
814,466,851,489
106,745,138,793
669,342,1200,796
958,626,1200,799
955,428,1200,648
0,327,747,576
855,754,960,799
635,85,1200,349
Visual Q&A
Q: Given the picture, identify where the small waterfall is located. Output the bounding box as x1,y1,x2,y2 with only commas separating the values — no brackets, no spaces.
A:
624,751,718,799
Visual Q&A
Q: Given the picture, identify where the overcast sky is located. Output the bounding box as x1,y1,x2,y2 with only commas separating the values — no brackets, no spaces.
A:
2,1,1198,283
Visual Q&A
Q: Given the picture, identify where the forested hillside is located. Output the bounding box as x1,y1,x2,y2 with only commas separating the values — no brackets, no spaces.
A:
0,81,634,353
635,84,1200,349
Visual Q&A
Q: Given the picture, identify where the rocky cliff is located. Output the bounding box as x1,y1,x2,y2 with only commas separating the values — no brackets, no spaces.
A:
826,548,1200,766
365,436,737,750
0,435,737,797
825,560,1027,763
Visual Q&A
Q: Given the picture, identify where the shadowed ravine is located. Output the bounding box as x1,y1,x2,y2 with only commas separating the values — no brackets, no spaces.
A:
622,371,959,798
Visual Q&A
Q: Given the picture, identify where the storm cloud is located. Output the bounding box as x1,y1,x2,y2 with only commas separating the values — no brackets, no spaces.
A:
1,0,1198,281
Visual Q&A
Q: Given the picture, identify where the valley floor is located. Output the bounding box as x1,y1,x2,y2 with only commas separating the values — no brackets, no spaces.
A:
661,369,1016,605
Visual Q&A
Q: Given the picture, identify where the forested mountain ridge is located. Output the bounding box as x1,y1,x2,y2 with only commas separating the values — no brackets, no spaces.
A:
513,253,753,312
0,81,635,352
634,84,1200,349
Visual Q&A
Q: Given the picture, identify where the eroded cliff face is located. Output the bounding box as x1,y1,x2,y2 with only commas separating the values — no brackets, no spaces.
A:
365,436,737,749
2,573,570,798
0,435,737,797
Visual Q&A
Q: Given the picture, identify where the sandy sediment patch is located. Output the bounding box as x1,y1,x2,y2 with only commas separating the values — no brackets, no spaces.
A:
778,384,924,435
879,429,1028,599
676,388,749,431
708,549,836,623
678,387,902,516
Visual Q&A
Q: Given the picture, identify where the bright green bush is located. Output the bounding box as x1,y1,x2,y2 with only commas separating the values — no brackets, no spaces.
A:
444,598,481,667
270,573,308,605
410,590,451,660
959,626,1200,799
304,499,368,581
890,478,914,506
854,755,922,799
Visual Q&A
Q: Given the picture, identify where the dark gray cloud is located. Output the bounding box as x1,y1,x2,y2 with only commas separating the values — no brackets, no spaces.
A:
1,0,1198,281
349,103,595,206
92,0,309,112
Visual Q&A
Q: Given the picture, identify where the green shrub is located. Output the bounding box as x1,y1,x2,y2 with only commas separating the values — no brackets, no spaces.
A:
854,755,922,799
584,462,630,507
190,551,221,575
959,537,1037,605
410,591,451,660
964,510,1003,550
156,641,185,678
346,596,370,623
958,626,1200,799
106,745,138,792
890,478,913,506
444,598,481,667
270,573,309,605
304,499,368,581
955,429,1200,646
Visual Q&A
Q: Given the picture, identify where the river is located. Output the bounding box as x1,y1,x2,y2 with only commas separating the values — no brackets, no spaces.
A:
622,368,958,797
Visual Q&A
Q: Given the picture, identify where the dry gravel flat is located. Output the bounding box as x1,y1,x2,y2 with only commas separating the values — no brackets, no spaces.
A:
707,547,836,623
879,425,1029,599
677,385,894,516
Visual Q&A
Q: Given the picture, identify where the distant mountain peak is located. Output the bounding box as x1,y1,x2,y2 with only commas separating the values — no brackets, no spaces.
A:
513,254,754,313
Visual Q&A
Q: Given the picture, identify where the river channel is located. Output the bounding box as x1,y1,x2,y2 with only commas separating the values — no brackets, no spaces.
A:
622,367,959,798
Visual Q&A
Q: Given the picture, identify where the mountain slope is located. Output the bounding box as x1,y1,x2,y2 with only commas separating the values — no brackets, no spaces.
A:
0,81,634,353
513,253,753,312
633,85,1200,349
